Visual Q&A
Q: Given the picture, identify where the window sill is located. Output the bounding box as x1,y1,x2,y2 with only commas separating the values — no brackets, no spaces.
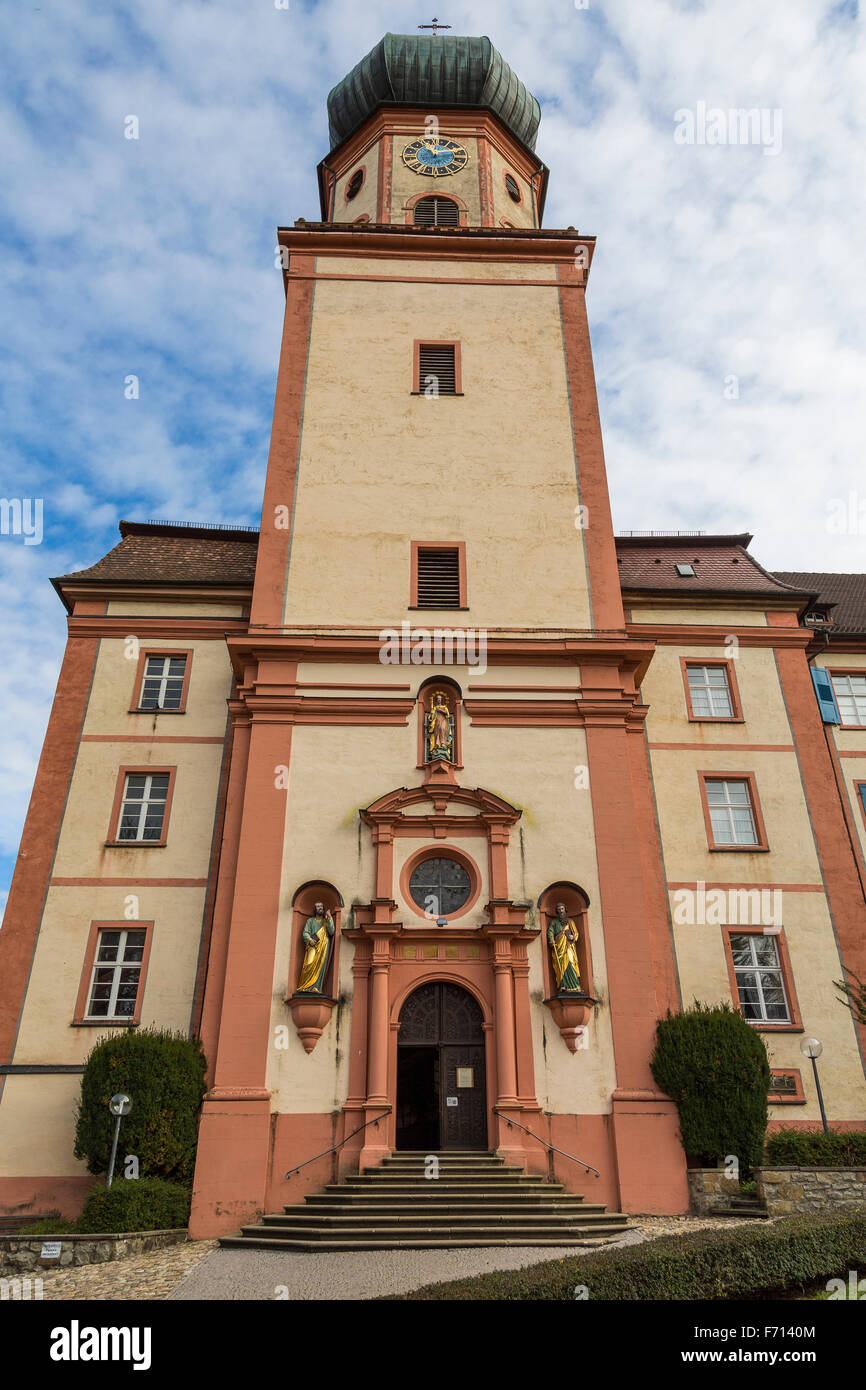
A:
708,844,770,852
409,391,464,397
104,841,167,849
687,717,745,725
768,1095,806,1105
408,606,470,612
128,708,186,716
72,1017,140,1027
748,1023,803,1033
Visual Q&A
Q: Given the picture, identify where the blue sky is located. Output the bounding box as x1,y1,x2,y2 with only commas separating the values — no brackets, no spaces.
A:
1,0,864,915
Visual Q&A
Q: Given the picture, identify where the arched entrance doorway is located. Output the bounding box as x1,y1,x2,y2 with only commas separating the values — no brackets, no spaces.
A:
395,982,488,1151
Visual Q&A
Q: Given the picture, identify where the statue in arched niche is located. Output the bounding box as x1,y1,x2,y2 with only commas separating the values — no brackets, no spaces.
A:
425,689,454,762
548,901,582,994
296,901,335,994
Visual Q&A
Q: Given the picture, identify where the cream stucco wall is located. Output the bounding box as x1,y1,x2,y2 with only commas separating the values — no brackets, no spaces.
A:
390,133,483,223
672,891,866,1119
333,143,381,224
639,645,793,746
266,678,616,1116
83,637,233,739
283,258,591,629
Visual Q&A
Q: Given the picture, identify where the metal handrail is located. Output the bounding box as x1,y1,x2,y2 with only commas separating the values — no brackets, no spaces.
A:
285,1109,391,1179
494,1109,600,1178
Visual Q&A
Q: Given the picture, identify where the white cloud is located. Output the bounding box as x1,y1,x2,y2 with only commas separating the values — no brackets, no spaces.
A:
0,0,863,894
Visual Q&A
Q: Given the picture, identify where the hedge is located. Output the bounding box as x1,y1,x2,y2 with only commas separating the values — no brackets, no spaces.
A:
390,1212,866,1301
74,1027,207,1184
75,1178,191,1234
651,1001,770,1169
765,1128,866,1168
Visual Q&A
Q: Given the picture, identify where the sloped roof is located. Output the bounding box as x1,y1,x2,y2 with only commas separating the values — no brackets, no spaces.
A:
616,535,814,600
52,521,258,589
327,33,541,151
774,572,866,634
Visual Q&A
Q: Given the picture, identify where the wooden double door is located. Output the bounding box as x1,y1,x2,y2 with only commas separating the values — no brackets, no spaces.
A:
395,982,487,1151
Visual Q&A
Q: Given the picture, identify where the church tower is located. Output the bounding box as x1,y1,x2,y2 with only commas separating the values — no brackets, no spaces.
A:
188,31,688,1235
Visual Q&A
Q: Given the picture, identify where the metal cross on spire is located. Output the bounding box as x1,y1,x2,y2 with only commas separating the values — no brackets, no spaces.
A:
418,17,451,36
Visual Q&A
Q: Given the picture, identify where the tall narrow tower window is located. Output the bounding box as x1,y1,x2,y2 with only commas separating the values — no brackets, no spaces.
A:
346,168,364,200
414,195,460,227
417,343,458,395
412,544,466,609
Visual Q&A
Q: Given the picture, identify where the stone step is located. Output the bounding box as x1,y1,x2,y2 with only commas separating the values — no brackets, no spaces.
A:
237,1223,625,1245
299,1199,600,1214
705,1204,769,1219
264,1209,623,1228
357,1163,539,1172
337,1178,547,1189
221,1231,627,1252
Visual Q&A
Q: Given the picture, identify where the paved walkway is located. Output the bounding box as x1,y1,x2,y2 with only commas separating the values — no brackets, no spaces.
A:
31,1215,759,1301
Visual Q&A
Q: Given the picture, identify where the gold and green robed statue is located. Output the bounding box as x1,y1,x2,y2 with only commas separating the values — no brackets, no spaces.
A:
548,902,582,993
296,903,335,994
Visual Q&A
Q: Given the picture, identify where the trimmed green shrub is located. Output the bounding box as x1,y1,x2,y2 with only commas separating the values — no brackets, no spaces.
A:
76,1178,191,1234
74,1027,207,1184
765,1127,866,1168
392,1212,866,1300
15,1218,78,1235
650,1001,771,1169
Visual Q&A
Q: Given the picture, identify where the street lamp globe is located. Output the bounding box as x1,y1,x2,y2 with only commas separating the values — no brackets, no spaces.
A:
800,1037,823,1060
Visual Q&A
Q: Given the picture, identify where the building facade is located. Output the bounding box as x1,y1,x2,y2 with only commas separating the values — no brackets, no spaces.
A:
1,34,865,1237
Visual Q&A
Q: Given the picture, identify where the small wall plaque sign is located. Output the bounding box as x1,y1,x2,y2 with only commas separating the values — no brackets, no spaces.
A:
39,1242,62,1262
456,1067,474,1088
446,1096,458,1107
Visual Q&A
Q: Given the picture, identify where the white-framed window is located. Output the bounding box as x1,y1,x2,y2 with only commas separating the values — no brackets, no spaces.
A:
705,778,759,845
830,673,866,727
687,664,734,717
86,928,146,1019
139,655,187,711
730,933,790,1023
117,772,170,842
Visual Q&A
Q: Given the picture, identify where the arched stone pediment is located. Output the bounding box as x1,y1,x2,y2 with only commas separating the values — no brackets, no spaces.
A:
361,779,521,828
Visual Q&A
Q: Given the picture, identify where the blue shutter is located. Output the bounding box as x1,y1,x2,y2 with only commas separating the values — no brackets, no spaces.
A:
811,667,841,724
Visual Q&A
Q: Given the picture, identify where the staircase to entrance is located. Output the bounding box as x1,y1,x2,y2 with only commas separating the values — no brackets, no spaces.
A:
220,1151,629,1252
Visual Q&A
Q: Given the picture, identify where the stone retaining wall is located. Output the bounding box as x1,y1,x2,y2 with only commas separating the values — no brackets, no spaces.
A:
758,1167,866,1215
0,1228,187,1276
687,1169,742,1213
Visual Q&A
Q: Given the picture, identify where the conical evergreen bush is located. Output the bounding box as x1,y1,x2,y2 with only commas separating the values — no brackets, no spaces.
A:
74,1027,207,1184
650,1001,771,1171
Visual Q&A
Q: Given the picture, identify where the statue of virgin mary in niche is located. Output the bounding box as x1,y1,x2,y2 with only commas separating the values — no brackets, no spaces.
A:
425,690,454,762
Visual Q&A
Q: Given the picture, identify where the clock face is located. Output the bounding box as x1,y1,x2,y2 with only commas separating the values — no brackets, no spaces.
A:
402,137,469,178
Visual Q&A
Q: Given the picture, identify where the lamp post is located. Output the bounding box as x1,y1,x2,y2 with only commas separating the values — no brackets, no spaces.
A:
107,1093,132,1187
799,1037,828,1134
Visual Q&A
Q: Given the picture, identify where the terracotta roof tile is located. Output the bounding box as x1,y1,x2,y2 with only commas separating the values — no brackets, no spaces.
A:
616,535,812,599
774,572,866,634
53,522,258,588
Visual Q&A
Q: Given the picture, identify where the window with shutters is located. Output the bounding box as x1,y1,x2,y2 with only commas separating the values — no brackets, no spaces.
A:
107,766,176,846
699,773,769,850
413,195,460,226
682,659,742,721
830,672,866,727
413,340,461,396
411,542,467,609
